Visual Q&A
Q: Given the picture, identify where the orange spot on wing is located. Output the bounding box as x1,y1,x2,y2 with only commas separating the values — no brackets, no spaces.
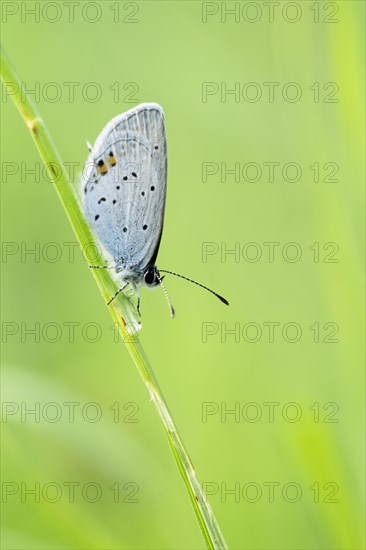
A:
97,160,108,175
108,155,117,167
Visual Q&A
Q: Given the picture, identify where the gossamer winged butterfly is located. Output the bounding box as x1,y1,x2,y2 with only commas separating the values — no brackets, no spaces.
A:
83,102,228,317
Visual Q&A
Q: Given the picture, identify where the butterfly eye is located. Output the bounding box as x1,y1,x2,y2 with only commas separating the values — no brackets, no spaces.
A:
144,267,159,286
144,269,155,285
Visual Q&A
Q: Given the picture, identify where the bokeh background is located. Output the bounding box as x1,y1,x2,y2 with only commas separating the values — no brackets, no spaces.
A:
1,1,365,549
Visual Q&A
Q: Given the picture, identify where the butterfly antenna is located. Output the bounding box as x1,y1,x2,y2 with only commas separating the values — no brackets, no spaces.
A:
159,269,229,306
86,140,92,152
156,273,175,318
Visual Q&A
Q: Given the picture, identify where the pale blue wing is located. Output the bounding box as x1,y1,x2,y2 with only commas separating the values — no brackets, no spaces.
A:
83,103,167,272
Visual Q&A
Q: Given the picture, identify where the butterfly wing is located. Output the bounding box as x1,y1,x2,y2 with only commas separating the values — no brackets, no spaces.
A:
83,103,167,274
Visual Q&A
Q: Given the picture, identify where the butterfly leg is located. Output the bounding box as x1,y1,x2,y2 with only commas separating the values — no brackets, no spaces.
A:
107,281,129,306
129,282,141,317
89,265,114,269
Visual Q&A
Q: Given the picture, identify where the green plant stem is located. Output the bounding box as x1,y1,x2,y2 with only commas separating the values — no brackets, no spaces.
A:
1,46,228,549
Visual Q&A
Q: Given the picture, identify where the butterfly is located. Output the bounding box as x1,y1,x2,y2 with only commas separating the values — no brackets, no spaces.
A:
83,103,228,317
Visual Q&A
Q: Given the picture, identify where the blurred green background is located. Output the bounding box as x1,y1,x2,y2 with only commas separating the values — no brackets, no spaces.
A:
1,1,365,549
